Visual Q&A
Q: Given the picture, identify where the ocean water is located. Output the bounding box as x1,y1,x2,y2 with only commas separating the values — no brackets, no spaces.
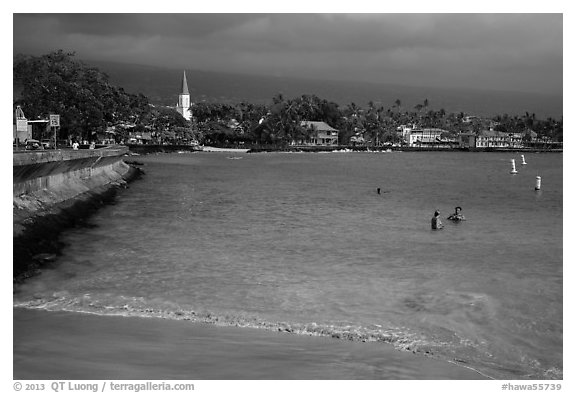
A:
13,151,563,379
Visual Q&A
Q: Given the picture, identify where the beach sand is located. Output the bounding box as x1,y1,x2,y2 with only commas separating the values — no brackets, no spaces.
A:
13,308,486,380
200,146,250,153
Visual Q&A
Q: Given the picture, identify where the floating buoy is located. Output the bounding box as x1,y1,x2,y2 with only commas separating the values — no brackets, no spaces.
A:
535,176,541,191
521,155,527,165
510,159,518,174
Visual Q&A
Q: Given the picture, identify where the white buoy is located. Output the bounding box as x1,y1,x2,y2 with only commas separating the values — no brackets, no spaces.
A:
521,155,527,165
510,159,518,174
535,176,541,191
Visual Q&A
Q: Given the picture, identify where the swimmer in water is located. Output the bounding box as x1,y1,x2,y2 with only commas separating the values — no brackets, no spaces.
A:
447,206,466,221
431,210,443,230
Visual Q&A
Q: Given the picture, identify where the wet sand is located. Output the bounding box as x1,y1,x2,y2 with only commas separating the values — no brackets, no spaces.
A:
14,308,486,380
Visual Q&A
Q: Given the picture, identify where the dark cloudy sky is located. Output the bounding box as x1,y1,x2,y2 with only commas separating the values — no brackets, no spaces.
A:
13,13,563,95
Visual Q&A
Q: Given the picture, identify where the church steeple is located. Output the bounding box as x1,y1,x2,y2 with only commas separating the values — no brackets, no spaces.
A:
176,70,191,121
181,71,189,95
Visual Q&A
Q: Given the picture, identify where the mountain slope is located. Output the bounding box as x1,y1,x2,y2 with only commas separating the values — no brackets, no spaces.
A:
88,60,563,119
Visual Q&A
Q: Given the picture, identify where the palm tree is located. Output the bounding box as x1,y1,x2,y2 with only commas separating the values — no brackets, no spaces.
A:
523,112,536,130
346,102,359,117
272,93,285,105
376,106,384,122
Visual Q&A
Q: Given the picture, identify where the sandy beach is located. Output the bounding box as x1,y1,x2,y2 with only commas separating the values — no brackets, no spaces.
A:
200,146,250,153
13,308,485,380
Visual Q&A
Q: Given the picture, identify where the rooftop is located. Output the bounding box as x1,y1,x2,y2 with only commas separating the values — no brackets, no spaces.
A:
300,121,338,131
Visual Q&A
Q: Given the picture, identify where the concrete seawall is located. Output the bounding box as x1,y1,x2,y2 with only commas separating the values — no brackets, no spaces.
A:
13,146,132,209
12,146,136,211
13,146,141,281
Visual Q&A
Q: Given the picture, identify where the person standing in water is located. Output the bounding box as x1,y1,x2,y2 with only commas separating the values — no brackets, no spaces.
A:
431,210,443,230
447,206,466,221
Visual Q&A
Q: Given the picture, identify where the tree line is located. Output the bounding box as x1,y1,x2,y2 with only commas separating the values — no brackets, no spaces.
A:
13,50,562,146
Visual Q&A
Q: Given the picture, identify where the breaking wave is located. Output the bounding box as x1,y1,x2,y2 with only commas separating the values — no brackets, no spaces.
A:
15,290,563,380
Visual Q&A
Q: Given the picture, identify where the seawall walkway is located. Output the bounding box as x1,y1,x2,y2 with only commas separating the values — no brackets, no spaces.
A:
13,146,141,281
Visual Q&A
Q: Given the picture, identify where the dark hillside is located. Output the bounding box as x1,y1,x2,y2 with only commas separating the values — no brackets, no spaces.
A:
67,60,562,119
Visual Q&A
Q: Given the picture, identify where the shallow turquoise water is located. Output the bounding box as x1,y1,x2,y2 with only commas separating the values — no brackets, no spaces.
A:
14,151,563,379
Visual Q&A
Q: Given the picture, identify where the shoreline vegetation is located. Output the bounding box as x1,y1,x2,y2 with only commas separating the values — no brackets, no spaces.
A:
125,143,562,155
14,51,562,151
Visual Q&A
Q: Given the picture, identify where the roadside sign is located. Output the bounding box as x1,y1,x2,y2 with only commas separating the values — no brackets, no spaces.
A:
49,114,60,127
16,119,28,132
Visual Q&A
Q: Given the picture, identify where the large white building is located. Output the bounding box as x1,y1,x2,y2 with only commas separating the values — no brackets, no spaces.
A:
459,130,524,148
176,71,192,121
405,128,446,147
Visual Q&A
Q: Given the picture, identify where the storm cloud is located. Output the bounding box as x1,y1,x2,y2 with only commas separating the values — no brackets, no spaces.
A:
13,13,562,95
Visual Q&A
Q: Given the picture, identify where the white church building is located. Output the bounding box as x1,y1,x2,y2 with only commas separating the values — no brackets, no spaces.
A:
176,71,192,121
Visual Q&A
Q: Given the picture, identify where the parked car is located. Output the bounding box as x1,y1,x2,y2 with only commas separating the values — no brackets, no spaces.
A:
41,139,54,149
25,139,44,150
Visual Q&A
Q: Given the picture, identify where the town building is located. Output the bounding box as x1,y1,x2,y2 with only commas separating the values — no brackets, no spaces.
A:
524,129,538,141
458,130,525,148
396,124,415,142
13,106,32,143
127,131,153,144
508,133,524,148
296,121,339,146
176,71,192,121
227,119,244,134
458,132,477,148
476,130,510,148
13,105,55,145
462,115,479,123
349,132,366,145
406,128,451,147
